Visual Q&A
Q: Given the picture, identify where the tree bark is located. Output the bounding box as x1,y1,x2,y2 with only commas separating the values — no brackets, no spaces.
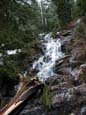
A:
0,75,43,115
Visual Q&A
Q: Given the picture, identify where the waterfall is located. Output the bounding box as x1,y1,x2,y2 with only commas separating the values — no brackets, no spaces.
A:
33,33,64,82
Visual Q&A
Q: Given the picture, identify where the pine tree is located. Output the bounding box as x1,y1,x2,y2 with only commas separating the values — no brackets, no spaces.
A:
76,0,86,16
0,0,41,79
52,0,72,28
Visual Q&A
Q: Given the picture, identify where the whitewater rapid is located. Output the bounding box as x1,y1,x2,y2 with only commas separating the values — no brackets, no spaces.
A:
33,33,64,82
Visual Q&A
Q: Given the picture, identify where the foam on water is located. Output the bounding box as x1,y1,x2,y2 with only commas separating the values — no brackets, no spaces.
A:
33,33,64,82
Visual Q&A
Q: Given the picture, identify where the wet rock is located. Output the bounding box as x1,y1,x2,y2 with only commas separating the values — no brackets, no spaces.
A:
80,64,86,73
45,74,65,86
52,93,65,107
61,39,72,53
70,68,81,85
74,83,86,96
20,105,44,115
50,82,69,91
70,113,76,115
71,43,86,64
80,106,86,115
77,64,86,84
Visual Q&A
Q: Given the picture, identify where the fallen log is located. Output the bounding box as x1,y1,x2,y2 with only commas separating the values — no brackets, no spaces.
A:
0,75,44,115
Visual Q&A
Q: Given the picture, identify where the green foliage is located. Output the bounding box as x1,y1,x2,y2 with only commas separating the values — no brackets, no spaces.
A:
72,0,86,18
47,2,59,32
40,85,52,110
76,0,86,16
38,0,59,32
75,21,86,40
0,0,42,79
52,0,72,28
0,99,4,107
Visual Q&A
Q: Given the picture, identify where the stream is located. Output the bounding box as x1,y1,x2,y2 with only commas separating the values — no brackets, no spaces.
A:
32,33,64,82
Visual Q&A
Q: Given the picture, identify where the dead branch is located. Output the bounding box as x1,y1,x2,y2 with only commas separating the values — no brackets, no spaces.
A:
0,75,43,115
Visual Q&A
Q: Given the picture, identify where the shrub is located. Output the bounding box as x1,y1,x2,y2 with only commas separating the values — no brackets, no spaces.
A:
40,85,52,110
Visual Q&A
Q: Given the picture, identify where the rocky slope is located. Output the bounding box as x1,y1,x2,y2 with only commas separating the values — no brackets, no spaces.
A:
0,19,86,115
19,21,86,115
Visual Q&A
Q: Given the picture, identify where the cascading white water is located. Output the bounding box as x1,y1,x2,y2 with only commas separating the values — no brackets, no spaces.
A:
33,33,64,82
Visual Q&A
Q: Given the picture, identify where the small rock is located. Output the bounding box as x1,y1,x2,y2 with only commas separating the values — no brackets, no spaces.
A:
70,113,76,115
80,106,86,115
80,64,86,73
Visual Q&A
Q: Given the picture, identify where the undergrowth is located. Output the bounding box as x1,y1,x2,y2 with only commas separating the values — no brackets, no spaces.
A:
40,85,53,111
